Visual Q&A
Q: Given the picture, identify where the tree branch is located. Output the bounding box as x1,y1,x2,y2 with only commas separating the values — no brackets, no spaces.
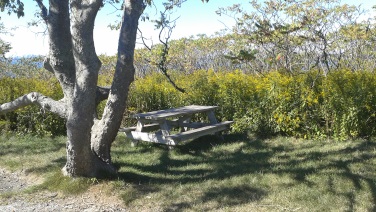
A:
154,7,185,93
43,57,54,73
0,92,67,118
96,86,110,105
137,28,152,51
35,0,48,22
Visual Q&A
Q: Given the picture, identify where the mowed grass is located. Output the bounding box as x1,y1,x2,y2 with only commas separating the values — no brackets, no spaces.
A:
1,133,376,211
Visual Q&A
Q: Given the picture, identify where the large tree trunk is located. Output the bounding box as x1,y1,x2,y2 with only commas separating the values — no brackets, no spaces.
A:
62,0,107,177
63,0,145,177
45,0,75,98
1,0,145,177
91,0,145,165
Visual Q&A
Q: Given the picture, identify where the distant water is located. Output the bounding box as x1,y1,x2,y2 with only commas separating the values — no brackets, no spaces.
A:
10,55,44,68
1,55,44,78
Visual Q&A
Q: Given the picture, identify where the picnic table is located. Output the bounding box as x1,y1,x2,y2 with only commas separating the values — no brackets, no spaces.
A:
119,105,233,146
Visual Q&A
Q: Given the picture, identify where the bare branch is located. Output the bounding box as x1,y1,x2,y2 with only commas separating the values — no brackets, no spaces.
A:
107,1,123,14
0,92,67,118
157,23,185,93
137,28,152,50
154,7,185,93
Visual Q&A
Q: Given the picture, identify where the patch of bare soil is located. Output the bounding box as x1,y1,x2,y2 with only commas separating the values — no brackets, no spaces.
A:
0,168,126,211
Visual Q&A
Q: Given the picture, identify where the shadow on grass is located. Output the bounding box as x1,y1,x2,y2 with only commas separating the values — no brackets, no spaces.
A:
117,134,270,182
24,156,66,174
266,139,376,211
0,135,66,156
114,134,270,209
202,185,266,205
113,134,376,211
164,185,266,212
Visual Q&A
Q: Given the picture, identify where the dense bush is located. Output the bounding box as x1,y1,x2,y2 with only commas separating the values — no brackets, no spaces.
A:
2,69,376,140
128,69,376,140
0,77,65,136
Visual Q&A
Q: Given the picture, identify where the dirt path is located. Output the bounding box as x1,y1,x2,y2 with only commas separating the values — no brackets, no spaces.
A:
0,168,127,211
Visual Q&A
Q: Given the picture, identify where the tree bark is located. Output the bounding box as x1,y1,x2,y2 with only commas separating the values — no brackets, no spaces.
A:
91,0,145,164
0,92,67,118
0,0,145,178
45,0,75,98
61,0,106,177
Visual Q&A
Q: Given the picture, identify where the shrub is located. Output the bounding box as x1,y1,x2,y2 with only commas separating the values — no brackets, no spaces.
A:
2,68,376,140
127,69,376,140
0,77,65,136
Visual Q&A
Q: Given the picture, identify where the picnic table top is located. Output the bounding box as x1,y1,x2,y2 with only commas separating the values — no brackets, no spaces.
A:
132,105,218,120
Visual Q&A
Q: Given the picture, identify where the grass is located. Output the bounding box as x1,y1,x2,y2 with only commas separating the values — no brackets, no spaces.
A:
1,133,376,211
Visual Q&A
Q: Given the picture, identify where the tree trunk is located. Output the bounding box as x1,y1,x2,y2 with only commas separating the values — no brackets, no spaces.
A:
45,0,75,98
63,0,145,177
0,0,145,178
61,0,105,177
91,0,145,165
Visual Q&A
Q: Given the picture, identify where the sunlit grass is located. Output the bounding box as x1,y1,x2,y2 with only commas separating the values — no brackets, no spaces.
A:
28,172,94,195
0,134,66,172
1,133,376,211
112,135,376,211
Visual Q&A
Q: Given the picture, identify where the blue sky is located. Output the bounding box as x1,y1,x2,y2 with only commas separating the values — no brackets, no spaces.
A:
1,0,375,57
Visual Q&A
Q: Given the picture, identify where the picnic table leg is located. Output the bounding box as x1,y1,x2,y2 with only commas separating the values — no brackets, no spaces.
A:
130,140,139,147
130,121,145,147
206,110,224,140
206,110,218,124
178,115,191,132
158,120,176,147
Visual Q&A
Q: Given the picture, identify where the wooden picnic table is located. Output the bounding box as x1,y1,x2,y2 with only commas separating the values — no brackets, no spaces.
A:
119,105,233,146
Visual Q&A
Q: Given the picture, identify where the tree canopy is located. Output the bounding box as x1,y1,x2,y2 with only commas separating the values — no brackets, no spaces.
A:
0,0,24,19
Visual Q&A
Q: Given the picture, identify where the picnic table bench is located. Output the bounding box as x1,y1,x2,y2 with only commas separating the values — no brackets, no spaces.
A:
119,105,233,146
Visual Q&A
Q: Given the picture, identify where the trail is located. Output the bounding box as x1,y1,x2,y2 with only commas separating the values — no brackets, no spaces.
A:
0,168,126,212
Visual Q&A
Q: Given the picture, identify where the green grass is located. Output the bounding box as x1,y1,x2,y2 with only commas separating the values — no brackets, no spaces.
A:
1,133,376,211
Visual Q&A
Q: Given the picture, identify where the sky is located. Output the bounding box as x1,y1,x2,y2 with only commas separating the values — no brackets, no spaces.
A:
1,0,375,57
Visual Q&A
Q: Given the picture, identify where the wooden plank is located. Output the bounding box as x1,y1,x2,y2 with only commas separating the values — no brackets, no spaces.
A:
159,120,171,137
126,131,176,145
178,115,191,132
119,123,160,133
166,121,233,143
206,110,218,124
179,122,208,129
167,121,208,129
133,105,218,120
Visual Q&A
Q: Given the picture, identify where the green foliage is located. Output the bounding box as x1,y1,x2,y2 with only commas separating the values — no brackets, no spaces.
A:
2,57,376,140
134,35,239,76
219,0,375,74
0,0,24,19
128,72,183,112
128,69,376,140
0,77,65,136
0,23,10,58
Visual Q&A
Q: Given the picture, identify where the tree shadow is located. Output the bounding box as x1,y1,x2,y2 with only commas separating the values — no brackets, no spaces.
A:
117,134,271,182
113,135,376,211
24,156,66,174
0,135,65,156
176,133,249,154
164,185,267,212
115,134,270,208
202,185,266,205
269,139,376,211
